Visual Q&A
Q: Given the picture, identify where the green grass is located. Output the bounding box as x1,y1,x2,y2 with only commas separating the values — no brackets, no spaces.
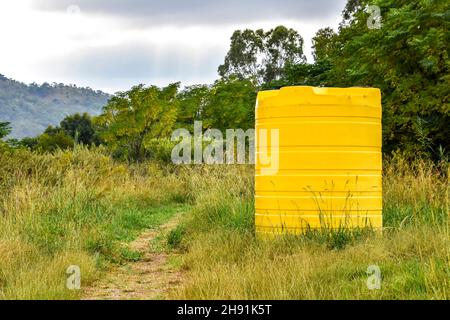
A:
170,156,450,300
106,204,189,243
167,225,187,250
0,147,191,300
1,147,448,300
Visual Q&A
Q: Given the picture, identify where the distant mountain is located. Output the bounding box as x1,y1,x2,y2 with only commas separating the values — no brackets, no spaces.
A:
0,74,111,139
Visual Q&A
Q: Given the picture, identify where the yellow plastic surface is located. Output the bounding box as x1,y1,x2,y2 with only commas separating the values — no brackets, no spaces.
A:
255,86,382,235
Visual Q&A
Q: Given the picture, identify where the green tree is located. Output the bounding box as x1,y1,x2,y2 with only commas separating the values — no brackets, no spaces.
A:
263,26,306,83
203,78,257,131
327,0,450,156
312,27,339,61
279,59,333,88
97,83,180,162
176,85,210,131
0,121,11,140
341,0,367,25
282,0,449,158
0,121,12,150
219,26,306,84
60,113,99,145
36,129,74,152
218,29,264,83
20,137,39,149
272,27,338,89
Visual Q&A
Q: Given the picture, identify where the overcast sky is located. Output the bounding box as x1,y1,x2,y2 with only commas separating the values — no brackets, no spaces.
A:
0,0,346,93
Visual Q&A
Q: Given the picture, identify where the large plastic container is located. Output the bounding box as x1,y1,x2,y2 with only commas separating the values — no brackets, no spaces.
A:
255,86,382,236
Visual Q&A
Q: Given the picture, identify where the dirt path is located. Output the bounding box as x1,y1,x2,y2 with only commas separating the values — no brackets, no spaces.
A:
82,214,184,300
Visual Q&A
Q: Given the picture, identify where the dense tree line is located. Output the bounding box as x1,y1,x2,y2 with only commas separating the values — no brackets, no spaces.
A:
274,0,449,159
1,0,448,162
1,78,258,162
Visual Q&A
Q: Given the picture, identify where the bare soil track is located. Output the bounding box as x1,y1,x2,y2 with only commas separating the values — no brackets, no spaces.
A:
82,215,184,300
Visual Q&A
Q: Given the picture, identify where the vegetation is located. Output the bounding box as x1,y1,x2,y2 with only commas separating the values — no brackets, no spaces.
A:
61,113,100,146
3,1,448,161
0,122,11,142
9,113,101,153
96,84,180,162
277,0,450,158
218,26,306,84
0,0,448,300
5,2,447,161
0,75,110,139
0,146,446,299
0,147,191,299
171,155,449,299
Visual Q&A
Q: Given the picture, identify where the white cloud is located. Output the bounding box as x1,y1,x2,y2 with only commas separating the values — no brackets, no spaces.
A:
0,0,346,93
32,0,346,26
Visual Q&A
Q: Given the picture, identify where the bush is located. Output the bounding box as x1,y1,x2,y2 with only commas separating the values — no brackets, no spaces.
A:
145,138,177,164
167,226,187,250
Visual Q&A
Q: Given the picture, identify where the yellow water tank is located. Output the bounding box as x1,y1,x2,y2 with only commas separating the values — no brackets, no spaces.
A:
255,86,382,236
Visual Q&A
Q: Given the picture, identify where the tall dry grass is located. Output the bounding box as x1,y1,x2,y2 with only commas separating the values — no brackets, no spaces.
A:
171,154,449,300
0,145,448,300
0,147,191,299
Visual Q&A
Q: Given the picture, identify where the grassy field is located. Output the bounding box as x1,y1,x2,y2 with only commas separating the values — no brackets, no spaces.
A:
0,147,448,299
170,154,449,300
0,147,191,299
